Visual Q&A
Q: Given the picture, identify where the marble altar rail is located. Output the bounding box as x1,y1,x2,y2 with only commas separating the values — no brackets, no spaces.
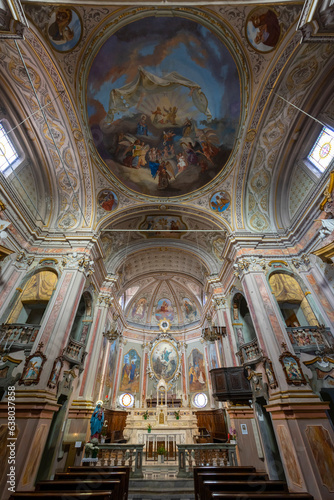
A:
177,443,237,478
90,443,237,479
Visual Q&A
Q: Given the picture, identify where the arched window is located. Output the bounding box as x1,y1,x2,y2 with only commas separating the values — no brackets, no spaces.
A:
7,270,58,325
269,273,318,327
69,291,93,343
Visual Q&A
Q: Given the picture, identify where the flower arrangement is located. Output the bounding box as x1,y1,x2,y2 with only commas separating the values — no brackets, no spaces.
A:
101,426,108,436
174,410,180,420
147,423,152,433
157,444,166,456
84,438,99,458
143,410,149,420
228,427,237,442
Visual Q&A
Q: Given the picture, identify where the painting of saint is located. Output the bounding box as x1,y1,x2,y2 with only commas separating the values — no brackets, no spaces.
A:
131,297,147,321
183,298,198,323
188,348,207,392
209,343,218,369
48,357,63,388
155,298,174,322
119,349,141,392
21,355,44,384
210,191,230,212
98,189,118,212
140,215,187,238
151,340,179,381
47,8,82,52
87,16,241,197
246,8,281,53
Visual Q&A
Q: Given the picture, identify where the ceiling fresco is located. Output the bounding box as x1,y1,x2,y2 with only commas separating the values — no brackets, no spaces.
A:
87,15,241,198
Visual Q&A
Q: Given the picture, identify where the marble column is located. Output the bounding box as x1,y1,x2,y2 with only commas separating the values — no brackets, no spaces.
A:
236,259,334,500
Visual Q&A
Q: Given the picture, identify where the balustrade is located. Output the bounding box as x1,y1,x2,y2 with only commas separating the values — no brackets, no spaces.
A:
92,444,144,477
63,337,86,366
236,338,262,365
177,443,237,477
286,326,333,353
0,323,39,352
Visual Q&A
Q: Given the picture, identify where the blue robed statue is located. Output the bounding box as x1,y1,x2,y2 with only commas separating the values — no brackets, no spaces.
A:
90,402,104,439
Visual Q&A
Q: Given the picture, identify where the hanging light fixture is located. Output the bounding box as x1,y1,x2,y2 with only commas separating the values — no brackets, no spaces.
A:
201,313,226,342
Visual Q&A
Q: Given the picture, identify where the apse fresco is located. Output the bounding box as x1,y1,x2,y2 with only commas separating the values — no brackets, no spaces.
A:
183,298,198,323
87,16,241,197
131,297,147,321
155,298,174,322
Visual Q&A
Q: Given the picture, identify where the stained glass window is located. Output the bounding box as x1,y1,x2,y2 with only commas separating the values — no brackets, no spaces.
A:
119,393,134,407
193,393,208,408
308,126,334,173
0,123,18,172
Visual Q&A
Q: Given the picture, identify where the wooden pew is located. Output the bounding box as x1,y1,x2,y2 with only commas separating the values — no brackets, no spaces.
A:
193,466,313,500
54,472,128,500
67,466,130,499
194,466,257,499
10,493,112,500
35,479,120,500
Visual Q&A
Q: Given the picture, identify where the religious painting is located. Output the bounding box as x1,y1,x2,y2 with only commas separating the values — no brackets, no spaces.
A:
87,16,241,198
139,215,187,238
188,348,207,392
210,191,230,213
119,348,141,393
279,348,307,386
263,357,277,389
19,344,46,386
306,425,334,492
150,340,179,381
246,8,281,53
47,8,82,52
47,356,63,389
97,189,118,212
209,342,219,369
155,298,174,322
131,297,147,321
182,298,198,323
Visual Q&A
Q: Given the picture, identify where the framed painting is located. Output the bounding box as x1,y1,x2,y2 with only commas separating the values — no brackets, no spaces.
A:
279,348,307,386
246,8,281,53
119,348,141,392
19,343,46,386
150,339,179,382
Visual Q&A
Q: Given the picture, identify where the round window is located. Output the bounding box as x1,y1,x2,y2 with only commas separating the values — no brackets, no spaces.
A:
193,393,208,408
119,393,134,408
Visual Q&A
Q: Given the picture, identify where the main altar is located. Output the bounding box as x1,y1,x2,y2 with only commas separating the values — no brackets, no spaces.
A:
122,324,199,454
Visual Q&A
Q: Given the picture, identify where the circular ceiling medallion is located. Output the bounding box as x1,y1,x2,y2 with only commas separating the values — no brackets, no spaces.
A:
87,15,241,198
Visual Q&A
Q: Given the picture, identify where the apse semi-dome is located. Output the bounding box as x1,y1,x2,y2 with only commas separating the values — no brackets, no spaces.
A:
87,15,241,198
124,275,202,329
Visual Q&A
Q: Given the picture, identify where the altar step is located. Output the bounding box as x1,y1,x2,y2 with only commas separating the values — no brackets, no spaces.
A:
128,478,195,500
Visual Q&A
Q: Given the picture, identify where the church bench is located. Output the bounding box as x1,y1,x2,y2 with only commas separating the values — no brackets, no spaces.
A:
195,472,269,500
201,479,287,499
193,466,257,498
9,493,113,500
207,494,314,500
54,472,128,500
35,480,121,499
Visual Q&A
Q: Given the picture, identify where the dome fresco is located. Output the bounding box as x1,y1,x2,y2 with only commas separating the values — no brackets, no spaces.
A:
87,15,241,198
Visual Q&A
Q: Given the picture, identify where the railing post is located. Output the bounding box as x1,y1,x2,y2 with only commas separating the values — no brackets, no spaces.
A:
177,445,188,477
133,446,143,478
